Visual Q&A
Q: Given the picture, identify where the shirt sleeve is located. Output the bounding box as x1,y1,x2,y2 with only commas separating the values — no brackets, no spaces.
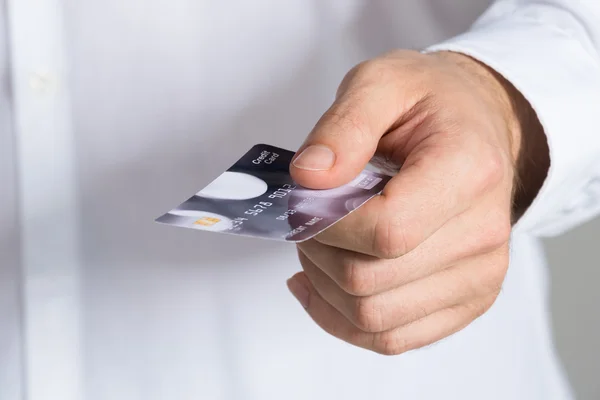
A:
425,0,600,237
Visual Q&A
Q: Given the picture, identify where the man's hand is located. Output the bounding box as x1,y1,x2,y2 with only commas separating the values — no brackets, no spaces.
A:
286,50,548,355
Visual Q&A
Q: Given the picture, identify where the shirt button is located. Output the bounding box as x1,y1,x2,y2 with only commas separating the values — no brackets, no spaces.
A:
29,70,58,94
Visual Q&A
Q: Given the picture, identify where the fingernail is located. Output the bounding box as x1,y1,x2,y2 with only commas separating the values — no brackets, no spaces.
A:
287,275,311,309
293,145,336,171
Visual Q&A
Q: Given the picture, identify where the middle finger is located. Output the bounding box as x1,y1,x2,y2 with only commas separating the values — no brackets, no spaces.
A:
297,247,508,333
297,204,509,297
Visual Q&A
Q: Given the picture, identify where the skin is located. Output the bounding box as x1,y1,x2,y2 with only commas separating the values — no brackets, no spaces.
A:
286,50,549,355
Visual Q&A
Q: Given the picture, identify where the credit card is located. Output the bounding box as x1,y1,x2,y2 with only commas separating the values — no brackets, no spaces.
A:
155,144,391,242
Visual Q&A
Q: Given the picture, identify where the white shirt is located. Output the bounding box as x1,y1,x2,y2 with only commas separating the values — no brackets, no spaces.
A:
2,1,600,399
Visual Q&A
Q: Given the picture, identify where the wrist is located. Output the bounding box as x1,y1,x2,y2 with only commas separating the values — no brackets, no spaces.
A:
432,51,522,160
430,51,550,222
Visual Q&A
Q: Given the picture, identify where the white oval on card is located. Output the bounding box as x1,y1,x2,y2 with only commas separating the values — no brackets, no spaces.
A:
197,171,268,200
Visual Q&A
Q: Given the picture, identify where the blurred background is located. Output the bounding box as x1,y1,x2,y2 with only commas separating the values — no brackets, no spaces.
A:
546,218,600,399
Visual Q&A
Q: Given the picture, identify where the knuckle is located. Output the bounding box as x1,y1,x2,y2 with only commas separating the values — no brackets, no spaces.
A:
353,58,396,84
481,211,512,250
489,254,510,290
486,291,502,311
475,147,506,192
470,300,491,320
352,296,386,333
373,220,408,260
337,65,361,98
469,293,500,320
336,56,398,96
372,332,411,356
339,258,376,297
477,253,509,297
485,273,506,297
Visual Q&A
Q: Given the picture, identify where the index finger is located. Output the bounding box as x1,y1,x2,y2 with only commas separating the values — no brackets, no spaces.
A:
315,136,506,258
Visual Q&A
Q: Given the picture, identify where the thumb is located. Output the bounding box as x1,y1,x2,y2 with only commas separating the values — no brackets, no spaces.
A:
290,65,415,189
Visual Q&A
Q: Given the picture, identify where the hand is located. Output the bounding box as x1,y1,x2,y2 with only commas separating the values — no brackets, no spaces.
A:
286,50,548,355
